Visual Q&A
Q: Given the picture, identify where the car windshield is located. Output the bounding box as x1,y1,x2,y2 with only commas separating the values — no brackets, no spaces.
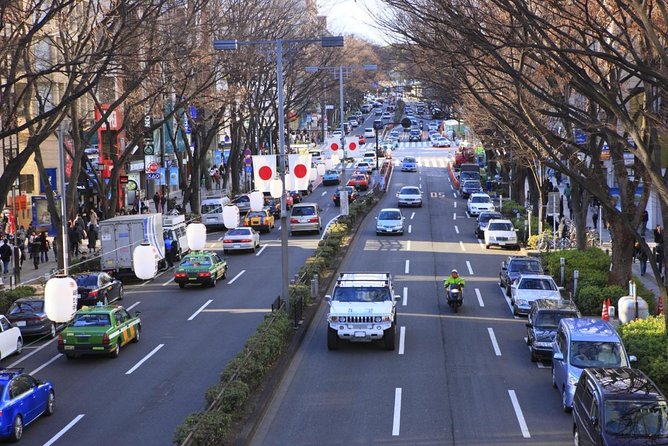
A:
201,204,222,215
247,212,265,218
460,171,480,179
569,341,626,368
292,206,316,216
480,213,503,223
325,170,338,175
464,181,482,188
333,286,391,302
489,222,514,231
400,188,420,195
509,260,543,273
534,311,577,328
379,211,401,220
351,175,366,180
180,257,212,267
74,274,98,287
8,301,44,314
227,228,250,236
233,196,249,204
71,313,111,327
605,400,668,437
519,278,556,290
403,158,416,163
471,196,490,203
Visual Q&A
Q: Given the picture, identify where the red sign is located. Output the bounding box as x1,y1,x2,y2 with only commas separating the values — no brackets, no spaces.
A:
146,162,159,173
120,175,129,184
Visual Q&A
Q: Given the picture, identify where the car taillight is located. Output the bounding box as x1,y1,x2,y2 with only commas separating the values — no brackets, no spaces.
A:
238,239,251,243
57,335,63,346
223,239,232,243
175,272,187,278
198,272,211,277
290,218,299,224
309,217,319,223
102,333,110,345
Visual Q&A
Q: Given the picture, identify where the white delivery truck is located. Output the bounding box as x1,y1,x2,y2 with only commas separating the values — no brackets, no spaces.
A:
162,214,189,259
99,213,166,279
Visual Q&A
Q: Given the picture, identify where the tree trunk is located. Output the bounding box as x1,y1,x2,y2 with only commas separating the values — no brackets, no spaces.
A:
607,211,634,286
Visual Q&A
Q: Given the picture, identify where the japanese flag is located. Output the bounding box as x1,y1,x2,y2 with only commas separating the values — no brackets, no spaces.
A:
325,137,341,154
345,136,362,157
252,155,277,192
288,154,312,191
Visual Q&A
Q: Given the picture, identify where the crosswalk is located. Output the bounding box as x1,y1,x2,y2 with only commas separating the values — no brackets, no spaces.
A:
341,156,448,169
395,141,443,149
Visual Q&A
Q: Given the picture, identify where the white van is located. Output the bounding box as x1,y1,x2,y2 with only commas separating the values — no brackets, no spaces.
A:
363,150,377,167
163,214,189,258
309,149,323,164
201,196,231,229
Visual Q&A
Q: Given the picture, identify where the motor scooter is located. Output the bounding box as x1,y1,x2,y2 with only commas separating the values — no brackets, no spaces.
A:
446,283,463,312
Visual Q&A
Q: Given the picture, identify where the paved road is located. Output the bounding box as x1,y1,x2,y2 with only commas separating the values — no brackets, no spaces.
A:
250,141,574,445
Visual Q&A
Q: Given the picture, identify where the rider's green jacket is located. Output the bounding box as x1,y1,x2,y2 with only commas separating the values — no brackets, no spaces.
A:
443,276,465,288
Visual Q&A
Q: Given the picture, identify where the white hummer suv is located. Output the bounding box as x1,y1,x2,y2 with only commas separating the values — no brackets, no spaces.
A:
326,272,399,350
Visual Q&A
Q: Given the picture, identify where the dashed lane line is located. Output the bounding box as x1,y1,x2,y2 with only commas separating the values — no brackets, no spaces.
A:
488,328,502,356
392,388,402,436
188,299,213,321
227,270,246,284
398,327,406,355
402,287,408,306
404,260,410,274
125,343,165,375
508,390,531,438
475,288,484,307
466,260,473,274
43,414,85,446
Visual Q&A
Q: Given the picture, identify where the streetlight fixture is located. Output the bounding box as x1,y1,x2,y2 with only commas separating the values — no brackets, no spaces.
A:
214,36,344,319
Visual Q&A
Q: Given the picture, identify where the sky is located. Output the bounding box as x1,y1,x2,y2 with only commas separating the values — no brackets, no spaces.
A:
317,0,391,46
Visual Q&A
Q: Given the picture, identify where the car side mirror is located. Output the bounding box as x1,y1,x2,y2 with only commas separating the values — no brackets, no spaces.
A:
501,261,507,269
553,352,564,361
325,295,332,302
525,323,533,328
629,355,637,363
396,193,399,197
558,286,565,291
394,295,401,301
591,415,598,426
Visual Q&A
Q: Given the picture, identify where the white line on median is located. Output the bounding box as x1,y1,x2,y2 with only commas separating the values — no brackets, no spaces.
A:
162,277,175,286
406,241,411,251
8,337,58,368
488,328,502,356
410,212,415,220
43,414,85,446
217,236,224,241
188,299,213,321
402,287,408,306
126,344,165,375
408,225,412,234
256,245,268,256
227,270,246,284
404,260,410,274
30,354,62,375
475,288,484,307
466,260,473,275
398,327,406,355
459,241,465,251
392,387,402,436
508,390,531,438
454,225,459,234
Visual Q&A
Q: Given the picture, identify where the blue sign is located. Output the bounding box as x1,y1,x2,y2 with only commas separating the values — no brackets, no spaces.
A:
40,168,58,194
573,129,586,145
244,165,252,174
147,172,161,180
213,150,222,166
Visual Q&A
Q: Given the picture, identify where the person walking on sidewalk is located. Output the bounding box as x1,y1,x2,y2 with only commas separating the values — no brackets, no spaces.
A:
153,192,161,213
654,225,664,245
642,210,649,236
656,242,664,275
0,239,11,274
639,238,648,276
592,205,599,230
87,222,98,254
39,231,50,263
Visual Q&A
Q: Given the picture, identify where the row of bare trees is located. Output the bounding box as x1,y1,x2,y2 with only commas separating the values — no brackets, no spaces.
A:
378,0,668,320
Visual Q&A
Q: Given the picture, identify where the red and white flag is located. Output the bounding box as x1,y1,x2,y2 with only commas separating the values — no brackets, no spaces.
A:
288,154,312,191
325,137,342,154
345,136,362,157
252,155,277,192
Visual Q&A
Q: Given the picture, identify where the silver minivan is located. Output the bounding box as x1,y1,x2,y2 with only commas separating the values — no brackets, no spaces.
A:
552,318,636,412
289,203,321,235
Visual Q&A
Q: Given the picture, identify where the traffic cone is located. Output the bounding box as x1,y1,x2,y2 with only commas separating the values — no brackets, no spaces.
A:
658,297,664,316
601,299,610,321
607,298,612,319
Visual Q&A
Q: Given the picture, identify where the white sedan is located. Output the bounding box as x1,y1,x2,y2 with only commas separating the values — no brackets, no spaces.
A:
396,186,423,207
363,128,376,138
222,227,260,254
484,218,519,250
467,193,495,216
0,315,22,359
510,274,562,316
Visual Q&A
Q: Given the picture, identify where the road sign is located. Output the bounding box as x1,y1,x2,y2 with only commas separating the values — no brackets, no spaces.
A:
244,165,252,174
145,161,160,173
143,143,154,155
119,175,129,184
146,172,161,180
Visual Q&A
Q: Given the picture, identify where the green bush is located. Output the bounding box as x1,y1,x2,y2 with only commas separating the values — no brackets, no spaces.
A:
618,317,668,396
575,285,627,316
542,248,610,293
173,412,233,446
289,284,311,307
501,199,526,218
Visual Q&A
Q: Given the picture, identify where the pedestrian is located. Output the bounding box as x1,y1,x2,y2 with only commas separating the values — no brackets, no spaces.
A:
153,192,161,213
633,239,641,263
654,225,664,245
657,243,665,275
87,222,98,254
53,234,58,260
39,232,50,263
0,239,11,274
68,221,80,257
558,217,566,240
592,205,599,230
15,226,25,266
555,170,562,185
642,210,649,235
88,208,98,227
29,234,40,269
639,238,648,276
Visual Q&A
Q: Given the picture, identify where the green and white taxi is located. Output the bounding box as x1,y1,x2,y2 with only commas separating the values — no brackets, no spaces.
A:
174,251,228,288
57,305,141,359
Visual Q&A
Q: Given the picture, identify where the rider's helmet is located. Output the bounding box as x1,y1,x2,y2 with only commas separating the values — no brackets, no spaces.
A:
451,269,458,277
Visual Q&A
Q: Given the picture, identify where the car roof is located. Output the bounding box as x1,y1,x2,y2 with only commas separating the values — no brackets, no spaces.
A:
533,299,579,312
12,296,45,303
559,318,619,341
76,305,125,314
586,368,665,401
0,368,27,384
379,208,401,213
400,186,420,191
518,274,554,280
469,193,490,198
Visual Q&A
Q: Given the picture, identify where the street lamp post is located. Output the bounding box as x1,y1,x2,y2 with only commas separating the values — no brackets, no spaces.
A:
56,123,70,274
214,36,344,319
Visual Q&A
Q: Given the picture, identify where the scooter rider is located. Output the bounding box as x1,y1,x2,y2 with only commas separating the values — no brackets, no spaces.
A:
443,269,465,295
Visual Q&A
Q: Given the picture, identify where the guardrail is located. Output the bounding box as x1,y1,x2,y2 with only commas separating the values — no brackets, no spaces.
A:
448,162,459,189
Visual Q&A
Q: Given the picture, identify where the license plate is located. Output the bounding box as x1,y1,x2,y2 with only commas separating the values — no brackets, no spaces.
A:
206,217,215,220
16,321,26,327
498,242,506,245
234,244,240,249
64,345,74,350
189,277,197,281
354,331,366,338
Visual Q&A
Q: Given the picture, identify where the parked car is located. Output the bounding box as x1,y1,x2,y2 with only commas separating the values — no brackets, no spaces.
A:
573,367,668,445
460,180,483,198
467,193,495,216
553,318,636,412
510,274,562,315
396,186,423,207
222,227,260,254
499,256,544,296
484,219,519,250
375,208,405,235
401,157,418,172
0,369,54,441
332,186,358,207
72,272,124,308
6,297,57,339
476,211,504,239
526,299,580,362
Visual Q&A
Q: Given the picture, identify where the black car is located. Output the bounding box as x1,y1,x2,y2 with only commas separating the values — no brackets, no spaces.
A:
6,297,57,338
475,211,504,238
73,272,124,308
332,186,358,207
499,256,544,296
573,368,668,445
526,299,580,362
460,180,482,198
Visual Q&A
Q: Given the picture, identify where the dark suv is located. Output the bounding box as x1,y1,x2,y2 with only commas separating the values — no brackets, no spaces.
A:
526,299,580,362
573,367,668,445
499,256,544,297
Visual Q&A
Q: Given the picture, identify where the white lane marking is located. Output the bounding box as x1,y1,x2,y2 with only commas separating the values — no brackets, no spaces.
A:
406,241,411,251
410,212,415,220
398,327,406,355
488,328,502,356
227,270,246,284
126,301,141,311
453,213,456,220
508,390,531,438
43,414,85,446
501,288,519,318
321,214,342,241
255,245,268,256
392,388,402,436
188,299,213,321
277,226,281,231
29,354,62,375
125,343,165,375
402,287,408,306
8,338,58,367
466,260,473,275
408,225,412,234
450,184,454,190
321,191,327,196
217,236,224,241
453,192,457,198
475,288,484,307
465,212,471,218
537,362,550,369
453,201,457,208
404,260,410,274
454,225,459,234
459,241,465,251
162,277,175,286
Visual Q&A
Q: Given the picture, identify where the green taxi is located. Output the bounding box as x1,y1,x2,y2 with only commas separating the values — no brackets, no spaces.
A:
174,251,228,288
57,305,141,359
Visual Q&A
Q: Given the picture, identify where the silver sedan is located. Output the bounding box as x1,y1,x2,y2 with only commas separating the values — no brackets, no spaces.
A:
222,227,260,254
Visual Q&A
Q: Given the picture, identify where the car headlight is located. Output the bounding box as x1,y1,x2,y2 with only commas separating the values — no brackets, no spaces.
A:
568,373,579,387
517,299,528,306
509,236,517,242
374,316,382,322
535,341,552,348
